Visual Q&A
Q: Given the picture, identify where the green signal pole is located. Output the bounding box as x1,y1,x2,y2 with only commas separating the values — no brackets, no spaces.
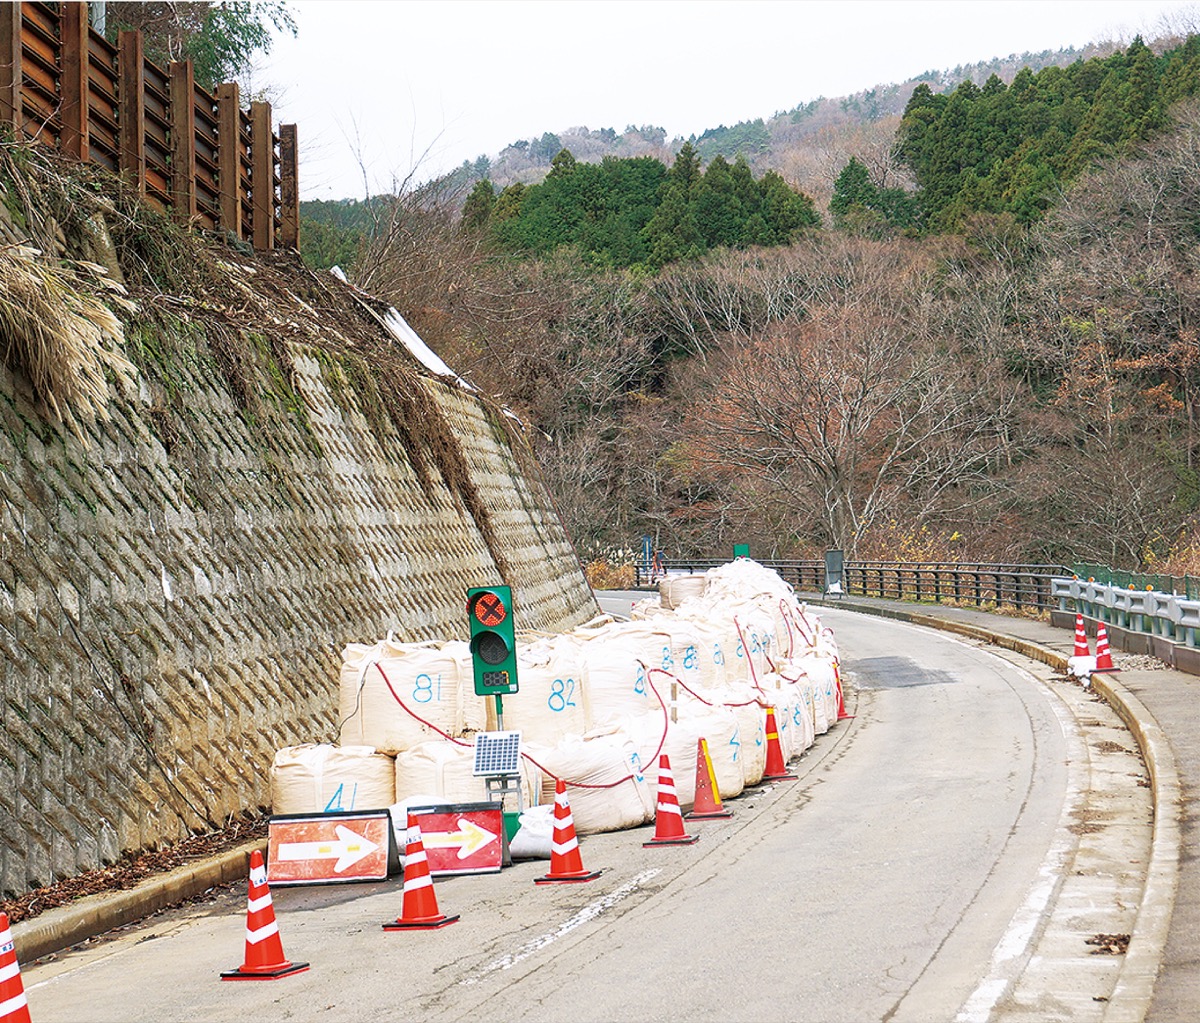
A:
494,694,504,730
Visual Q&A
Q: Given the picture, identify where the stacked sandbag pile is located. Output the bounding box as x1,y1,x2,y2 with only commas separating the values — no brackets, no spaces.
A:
271,561,846,837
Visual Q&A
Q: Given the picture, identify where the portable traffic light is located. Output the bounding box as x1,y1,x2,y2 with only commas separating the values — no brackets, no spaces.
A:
467,586,519,696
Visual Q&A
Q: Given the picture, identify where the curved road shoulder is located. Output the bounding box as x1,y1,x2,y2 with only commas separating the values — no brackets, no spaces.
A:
807,595,1180,1023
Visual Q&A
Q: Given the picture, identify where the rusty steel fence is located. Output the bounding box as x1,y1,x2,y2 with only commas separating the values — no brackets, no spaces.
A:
0,1,298,250
634,558,1071,613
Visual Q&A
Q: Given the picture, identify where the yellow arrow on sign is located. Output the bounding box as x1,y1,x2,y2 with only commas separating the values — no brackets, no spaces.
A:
421,818,498,859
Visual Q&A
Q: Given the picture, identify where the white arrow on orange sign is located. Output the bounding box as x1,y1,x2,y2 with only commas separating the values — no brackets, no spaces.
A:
277,823,380,873
421,818,498,859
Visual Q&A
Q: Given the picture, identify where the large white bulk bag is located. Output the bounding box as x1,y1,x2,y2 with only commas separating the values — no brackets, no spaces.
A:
526,730,655,833
756,677,801,761
624,706,741,805
728,692,767,786
488,633,589,744
658,574,707,610
340,638,472,753
394,740,541,809
788,653,838,734
574,621,671,728
682,705,745,801
270,744,396,814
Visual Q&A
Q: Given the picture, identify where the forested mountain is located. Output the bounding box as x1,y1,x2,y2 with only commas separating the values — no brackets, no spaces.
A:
304,29,1200,578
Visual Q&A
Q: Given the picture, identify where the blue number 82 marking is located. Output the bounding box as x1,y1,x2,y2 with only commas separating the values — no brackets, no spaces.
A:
548,678,577,712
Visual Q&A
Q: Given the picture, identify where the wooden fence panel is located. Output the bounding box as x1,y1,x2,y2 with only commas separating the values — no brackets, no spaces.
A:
0,2,297,249
86,26,118,171
20,2,61,144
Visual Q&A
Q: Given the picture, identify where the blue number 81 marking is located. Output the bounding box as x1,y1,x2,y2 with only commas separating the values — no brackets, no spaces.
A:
635,665,646,695
661,645,674,670
683,645,697,672
631,751,644,783
730,729,741,762
713,643,725,666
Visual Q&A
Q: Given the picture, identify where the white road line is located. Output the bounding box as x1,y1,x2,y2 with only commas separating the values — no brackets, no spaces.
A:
955,651,1087,1023
460,870,661,985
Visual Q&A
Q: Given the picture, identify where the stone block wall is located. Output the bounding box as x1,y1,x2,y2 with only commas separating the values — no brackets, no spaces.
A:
0,292,598,897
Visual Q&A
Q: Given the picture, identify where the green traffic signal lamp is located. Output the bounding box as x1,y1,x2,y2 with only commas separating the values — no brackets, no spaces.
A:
467,585,519,696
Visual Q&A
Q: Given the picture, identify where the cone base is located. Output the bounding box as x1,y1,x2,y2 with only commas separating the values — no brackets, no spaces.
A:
383,913,460,930
643,834,699,847
221,961,310,981
535,869,601,884
837,712,855,720
685,809,733,820
761,771,798,781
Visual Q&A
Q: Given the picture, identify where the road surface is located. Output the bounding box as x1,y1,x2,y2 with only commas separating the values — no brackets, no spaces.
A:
20,608,1147,1022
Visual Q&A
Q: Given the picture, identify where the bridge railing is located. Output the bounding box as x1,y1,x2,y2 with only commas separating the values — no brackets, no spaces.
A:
633,558,1069,612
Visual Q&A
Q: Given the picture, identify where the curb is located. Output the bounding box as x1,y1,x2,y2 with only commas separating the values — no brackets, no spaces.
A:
12,838,266,963
809,596,1179,1023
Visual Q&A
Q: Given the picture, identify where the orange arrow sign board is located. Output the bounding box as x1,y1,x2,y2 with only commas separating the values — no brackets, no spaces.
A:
412,804,505,876
267,811,394,885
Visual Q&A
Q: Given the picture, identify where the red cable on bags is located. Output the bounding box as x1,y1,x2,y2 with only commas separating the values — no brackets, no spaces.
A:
733,615,764,692
374,663,472,747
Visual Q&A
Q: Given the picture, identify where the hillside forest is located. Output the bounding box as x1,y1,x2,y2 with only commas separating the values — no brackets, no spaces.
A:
302,32,1200,574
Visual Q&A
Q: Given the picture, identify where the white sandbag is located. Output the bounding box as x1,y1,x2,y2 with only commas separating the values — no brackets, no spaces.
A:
526,731,655,834
270,744,396,815
340,638,473,753
488,633,589,744
508,803,555,860
574,620,672,729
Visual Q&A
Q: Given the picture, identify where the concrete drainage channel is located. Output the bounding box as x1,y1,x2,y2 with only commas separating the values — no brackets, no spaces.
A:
815,597,1178,1023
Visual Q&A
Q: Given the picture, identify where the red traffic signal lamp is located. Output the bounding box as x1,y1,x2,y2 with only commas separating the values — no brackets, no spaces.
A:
467,586,519,696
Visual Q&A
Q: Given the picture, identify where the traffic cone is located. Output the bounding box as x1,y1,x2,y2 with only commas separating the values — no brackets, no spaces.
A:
686,738,732,820
1094,623,1119,673
1074,614,1090,657
0,912,31,1023
221,850,309,980
535,780,601,883
761,706,798,781
644,755,699,846
383,814,459,930
833,658,854,721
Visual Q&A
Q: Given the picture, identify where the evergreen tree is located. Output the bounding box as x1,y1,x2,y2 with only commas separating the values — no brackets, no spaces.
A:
461,179,496,232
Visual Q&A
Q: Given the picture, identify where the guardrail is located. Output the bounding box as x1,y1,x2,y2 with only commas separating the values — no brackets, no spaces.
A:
1054,577,1200,643
634,558,1068,612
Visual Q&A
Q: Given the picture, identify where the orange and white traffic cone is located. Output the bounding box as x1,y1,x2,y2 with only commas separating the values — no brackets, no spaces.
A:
686,738,732,820
535,780,601,883
0,912,31,1023
833,658,853,721
383,814,459,930
1074,614,1090,658
762,706,797,781
221,850,309,980
644,755,699,847
1094,623,1119,673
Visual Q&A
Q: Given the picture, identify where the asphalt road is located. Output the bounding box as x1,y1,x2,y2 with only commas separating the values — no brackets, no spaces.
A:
20,609,1117,1022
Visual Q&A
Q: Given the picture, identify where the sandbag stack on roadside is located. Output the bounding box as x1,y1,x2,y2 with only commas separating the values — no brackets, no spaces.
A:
270,560,845,837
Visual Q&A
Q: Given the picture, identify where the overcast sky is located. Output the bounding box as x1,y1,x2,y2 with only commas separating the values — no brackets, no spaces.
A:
260,0,1200,201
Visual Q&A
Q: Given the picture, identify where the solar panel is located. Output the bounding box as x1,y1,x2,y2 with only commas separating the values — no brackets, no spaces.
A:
472,731,522,776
